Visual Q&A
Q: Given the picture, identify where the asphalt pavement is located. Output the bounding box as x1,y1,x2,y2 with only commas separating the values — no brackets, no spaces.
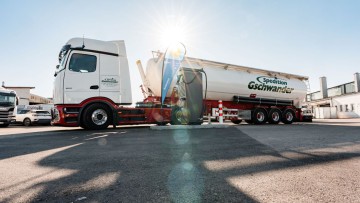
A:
0,120,359,203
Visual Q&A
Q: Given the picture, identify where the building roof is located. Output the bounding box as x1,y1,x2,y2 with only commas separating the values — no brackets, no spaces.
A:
3,86,35,89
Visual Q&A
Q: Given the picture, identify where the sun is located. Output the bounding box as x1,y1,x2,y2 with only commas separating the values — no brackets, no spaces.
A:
160,24,187,47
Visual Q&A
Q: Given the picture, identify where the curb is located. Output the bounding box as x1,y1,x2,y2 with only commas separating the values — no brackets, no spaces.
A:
150,124,229,130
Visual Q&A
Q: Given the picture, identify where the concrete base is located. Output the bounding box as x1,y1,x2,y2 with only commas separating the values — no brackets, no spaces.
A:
150,124,229,130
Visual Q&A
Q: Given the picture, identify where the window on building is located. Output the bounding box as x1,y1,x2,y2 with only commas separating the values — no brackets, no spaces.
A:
69,53,97,73
335,105,337,111
345,105,349,112
350,104,354,112
339,105,343,112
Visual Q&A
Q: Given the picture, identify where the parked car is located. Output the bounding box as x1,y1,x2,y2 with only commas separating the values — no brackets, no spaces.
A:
15,110,52,126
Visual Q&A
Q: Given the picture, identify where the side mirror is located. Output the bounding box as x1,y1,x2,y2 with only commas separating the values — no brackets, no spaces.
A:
16,97,19,105
54,65,60,77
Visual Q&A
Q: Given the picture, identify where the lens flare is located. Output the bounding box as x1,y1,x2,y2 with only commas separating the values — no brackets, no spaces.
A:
160,25,187,47
167,161,204,203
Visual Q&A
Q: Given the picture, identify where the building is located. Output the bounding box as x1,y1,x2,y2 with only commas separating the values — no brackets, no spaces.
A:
2,82,52,106
307,73,360,118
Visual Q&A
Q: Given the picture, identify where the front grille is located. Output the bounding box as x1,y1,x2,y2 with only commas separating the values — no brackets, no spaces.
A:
0,110,11,121
65,117,77,123
0,111,9,118
0,107,14,120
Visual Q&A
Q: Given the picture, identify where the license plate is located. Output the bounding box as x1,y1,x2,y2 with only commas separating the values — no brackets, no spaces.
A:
0,122,4,124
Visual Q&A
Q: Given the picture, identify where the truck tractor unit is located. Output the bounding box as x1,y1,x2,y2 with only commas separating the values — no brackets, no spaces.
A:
52,38,312,130
0,87,17,127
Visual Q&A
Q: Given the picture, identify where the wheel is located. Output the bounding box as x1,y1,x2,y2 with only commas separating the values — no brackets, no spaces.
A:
282,109,295,124
171,106,190,125
81,103,112,130
268,108,282,124
156,122,168,126
0,124,9,127
252,108,267,124
79,122,87,129
23,118,32,126
245,120,253,124
231,119,242,124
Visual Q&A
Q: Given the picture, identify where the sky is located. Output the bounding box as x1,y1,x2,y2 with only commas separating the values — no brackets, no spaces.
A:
0,0,359,103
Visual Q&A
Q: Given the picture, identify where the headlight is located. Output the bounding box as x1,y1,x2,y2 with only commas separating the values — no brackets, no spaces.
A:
52,108,60,122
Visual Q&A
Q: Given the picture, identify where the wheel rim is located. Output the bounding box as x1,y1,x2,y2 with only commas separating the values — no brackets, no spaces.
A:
256,112,265,122
24,119,30,126
175,108,190,124
91,109,108,125
272,112,280,122
286,112,293,121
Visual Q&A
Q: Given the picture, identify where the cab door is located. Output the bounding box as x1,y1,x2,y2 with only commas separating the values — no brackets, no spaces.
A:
63,51,100,104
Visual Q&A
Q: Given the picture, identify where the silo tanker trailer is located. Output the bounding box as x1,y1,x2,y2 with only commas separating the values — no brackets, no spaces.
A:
52,38,312,130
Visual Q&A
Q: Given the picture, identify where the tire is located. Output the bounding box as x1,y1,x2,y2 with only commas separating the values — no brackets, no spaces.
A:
171,106,190,125
156,122,168,126
0,124,9,127
252,108,267,124
282,109,295,124
268,108,282,124
23,118,32,126
81,103,112,130
79,122,87,129
231,119,242,124
245,120,253,124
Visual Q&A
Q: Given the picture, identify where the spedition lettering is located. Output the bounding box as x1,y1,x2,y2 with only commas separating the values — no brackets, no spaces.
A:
257,76,288,85
248,81,294,94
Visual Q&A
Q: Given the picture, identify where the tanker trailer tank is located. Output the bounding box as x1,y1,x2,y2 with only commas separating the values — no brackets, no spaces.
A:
142,52,311,125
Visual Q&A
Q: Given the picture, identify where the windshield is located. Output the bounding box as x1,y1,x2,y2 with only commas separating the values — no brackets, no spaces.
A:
0,92,16,107
18,110,30,114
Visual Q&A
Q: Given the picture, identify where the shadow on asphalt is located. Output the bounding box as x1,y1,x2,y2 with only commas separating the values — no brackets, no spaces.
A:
0,126,150,160
310,121,360,124
0,125,360,202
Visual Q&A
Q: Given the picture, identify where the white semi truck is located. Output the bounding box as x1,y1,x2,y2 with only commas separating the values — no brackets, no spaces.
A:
52,38,312,130
0,87,17,127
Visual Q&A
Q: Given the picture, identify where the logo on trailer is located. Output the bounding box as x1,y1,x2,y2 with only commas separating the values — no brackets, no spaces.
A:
248,76,294,94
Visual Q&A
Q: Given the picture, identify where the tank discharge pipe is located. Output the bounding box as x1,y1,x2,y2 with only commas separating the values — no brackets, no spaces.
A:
136,60,150,90
218,100,223,124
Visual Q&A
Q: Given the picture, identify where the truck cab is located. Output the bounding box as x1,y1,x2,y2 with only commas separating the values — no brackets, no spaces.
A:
52,38,133,128
0,87,17,127
54,38,132,105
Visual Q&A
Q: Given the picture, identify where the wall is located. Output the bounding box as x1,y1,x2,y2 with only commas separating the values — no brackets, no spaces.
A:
29,94,52,104
8,88,31,105
314,107,337,119
331,93,360,118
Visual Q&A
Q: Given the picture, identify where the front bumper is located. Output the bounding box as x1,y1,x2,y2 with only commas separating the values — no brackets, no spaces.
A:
0,118,14,124
51,105,80,127
33,119,51,124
